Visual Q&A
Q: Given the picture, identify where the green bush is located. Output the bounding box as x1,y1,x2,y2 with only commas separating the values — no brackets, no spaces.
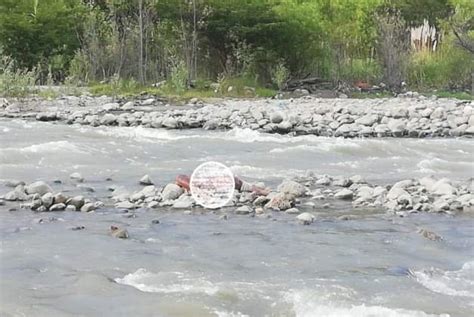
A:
407,43,473,90
271,61,290,90
0,56,38,97
339,59,382,83
169,62,189,93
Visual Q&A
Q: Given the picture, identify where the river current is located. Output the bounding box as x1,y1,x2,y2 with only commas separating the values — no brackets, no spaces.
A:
0,119,473,316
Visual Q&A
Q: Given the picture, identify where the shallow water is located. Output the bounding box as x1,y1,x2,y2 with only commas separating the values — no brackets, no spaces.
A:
1,119,473,317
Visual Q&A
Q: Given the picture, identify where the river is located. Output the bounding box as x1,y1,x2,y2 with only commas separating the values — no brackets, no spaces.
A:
1,119,473,316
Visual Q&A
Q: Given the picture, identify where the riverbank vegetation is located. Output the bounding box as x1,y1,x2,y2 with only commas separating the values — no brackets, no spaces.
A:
0,0,472,98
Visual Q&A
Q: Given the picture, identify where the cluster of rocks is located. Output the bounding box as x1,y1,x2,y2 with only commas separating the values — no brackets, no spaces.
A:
1,180,101,212
2,95,474,138
2,173,472,227
295,174,474,216
107,173,473,225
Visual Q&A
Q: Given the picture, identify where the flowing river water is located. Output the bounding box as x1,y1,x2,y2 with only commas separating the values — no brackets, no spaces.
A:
0,118,473,316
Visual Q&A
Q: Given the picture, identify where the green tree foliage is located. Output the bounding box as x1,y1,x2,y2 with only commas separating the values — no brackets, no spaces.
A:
0,0,84,81
0,0,471,92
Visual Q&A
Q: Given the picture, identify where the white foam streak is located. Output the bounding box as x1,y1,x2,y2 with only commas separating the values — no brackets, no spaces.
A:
115,268,219,295
412,261,474,299
286,290,449,317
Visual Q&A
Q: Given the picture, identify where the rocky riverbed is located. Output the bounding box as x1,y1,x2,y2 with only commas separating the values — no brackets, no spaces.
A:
1,96,473,316
1,94,474,138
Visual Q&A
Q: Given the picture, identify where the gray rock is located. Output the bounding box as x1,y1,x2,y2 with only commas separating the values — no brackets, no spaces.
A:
270,112,284,124
36,206,47,212
162,183,184,201
386,187,409,201
100,113,116,125
4,186,28,201
53,192,68,204
277,180,306,197
285,207,300,214
148,201,159,209
355,114,378,126
65,205,77,211
431,179,456,196
139,174,154,185
102,103,120,111
236,205,252,214
253,196,270,206
70,172,84,182
296,212,315,225
49,203,66,211
335,189,353,200
142,98,155,106
349,175,366,184
30,199,42,210
432,199,450,212
265,192,295,211
80,203,96,212
172,195,194,209
333,177,352,187
41,193,54,209
67,196,85,209
162,117,178,129
25,181,53,196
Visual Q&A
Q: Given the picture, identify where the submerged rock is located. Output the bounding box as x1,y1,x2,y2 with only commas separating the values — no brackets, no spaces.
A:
110,226,129,239
70,172,84,182
296,212,315,225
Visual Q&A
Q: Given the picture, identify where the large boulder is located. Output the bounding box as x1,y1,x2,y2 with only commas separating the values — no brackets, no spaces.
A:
277,180,306,197
162,183,184,201
25,181,53,196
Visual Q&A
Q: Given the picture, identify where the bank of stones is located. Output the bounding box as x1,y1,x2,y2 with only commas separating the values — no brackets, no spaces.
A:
1,95,474,138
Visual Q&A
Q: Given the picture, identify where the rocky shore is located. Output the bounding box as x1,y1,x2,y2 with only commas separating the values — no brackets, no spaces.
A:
2,172,473,227
1,94,474,138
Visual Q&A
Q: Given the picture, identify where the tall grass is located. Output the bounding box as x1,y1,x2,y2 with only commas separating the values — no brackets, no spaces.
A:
407,43,473,91
0,56,38,97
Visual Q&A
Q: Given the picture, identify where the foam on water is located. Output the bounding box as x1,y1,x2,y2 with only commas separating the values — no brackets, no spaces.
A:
286,290,449,317
412,261,474,300
1,141,85,154
115,268,219,295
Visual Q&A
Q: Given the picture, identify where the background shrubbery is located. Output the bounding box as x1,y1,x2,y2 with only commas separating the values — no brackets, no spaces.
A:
0,0,472,97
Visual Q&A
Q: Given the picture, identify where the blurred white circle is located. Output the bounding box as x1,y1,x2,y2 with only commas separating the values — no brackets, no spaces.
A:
190,161,235,209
